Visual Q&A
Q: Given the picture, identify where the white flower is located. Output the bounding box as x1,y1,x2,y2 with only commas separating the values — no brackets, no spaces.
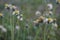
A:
17,15,23,21
12,6,17,11
52,23,58,30
5,4,12,10
2,28,7,32
20,17,23,21
48,18,53,23
52,23,58,28
16,25,20,30
20,14,23,16
17,16,20,19
12,10,19,15
35,11,41,15
47,3,53,10
49,11,53,15
0,25,7,32
43,18,48,23
12,6,17,9
43,18,53,23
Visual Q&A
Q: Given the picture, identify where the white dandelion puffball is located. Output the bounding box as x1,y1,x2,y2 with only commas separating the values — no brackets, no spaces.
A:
20,18,23,21
16,25,20,30
52,23,58,30
17,16,20,19
2,28,7,32
47,3,53,10
35,11,41,15
12,6,17,9
43,18,48,23
0,25,7,32
12,12,15,15
8,4,12,9
52,23,58,28
49,11,53,15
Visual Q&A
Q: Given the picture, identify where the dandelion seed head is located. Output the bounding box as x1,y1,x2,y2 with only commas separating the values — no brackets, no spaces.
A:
16,25,20,30
47,3,53,10
35,11,41,15
20,18,23,21
49,11,53,15
43,18,48,23
17,16,20,19
2,28,7,32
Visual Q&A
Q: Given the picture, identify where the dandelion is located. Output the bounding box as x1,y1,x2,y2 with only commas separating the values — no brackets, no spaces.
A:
35,11,41,15
0,25,7,32
12,5,17,11
0,13,3,17
43,18,48,23
47,18,53,23
17,15,23,21
52,23,58,30
33,16,45,24
52,23,58,28
12,10,19,15
2,27,7,32
17,15,20,19
20,17,23,21
47,3,53,10
48,11,53,15
16,25,20,30
5,3,12,10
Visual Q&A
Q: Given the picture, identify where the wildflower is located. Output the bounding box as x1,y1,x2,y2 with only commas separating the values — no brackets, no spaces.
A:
16,25,20,30
0,25,7,32
12,10,19,15
48,11,53,15
43,18,48,23
12,5,17,11
33,16,45,24
35,11,41,15
47,18,53,23
17,15,23,21
20,17,23,21
5,3,12,10
33,19,40,24
52,23,58,28
17,15,20,19
47,3,53,10
0,13,3,17
2,27,7,32
52,23,58,30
